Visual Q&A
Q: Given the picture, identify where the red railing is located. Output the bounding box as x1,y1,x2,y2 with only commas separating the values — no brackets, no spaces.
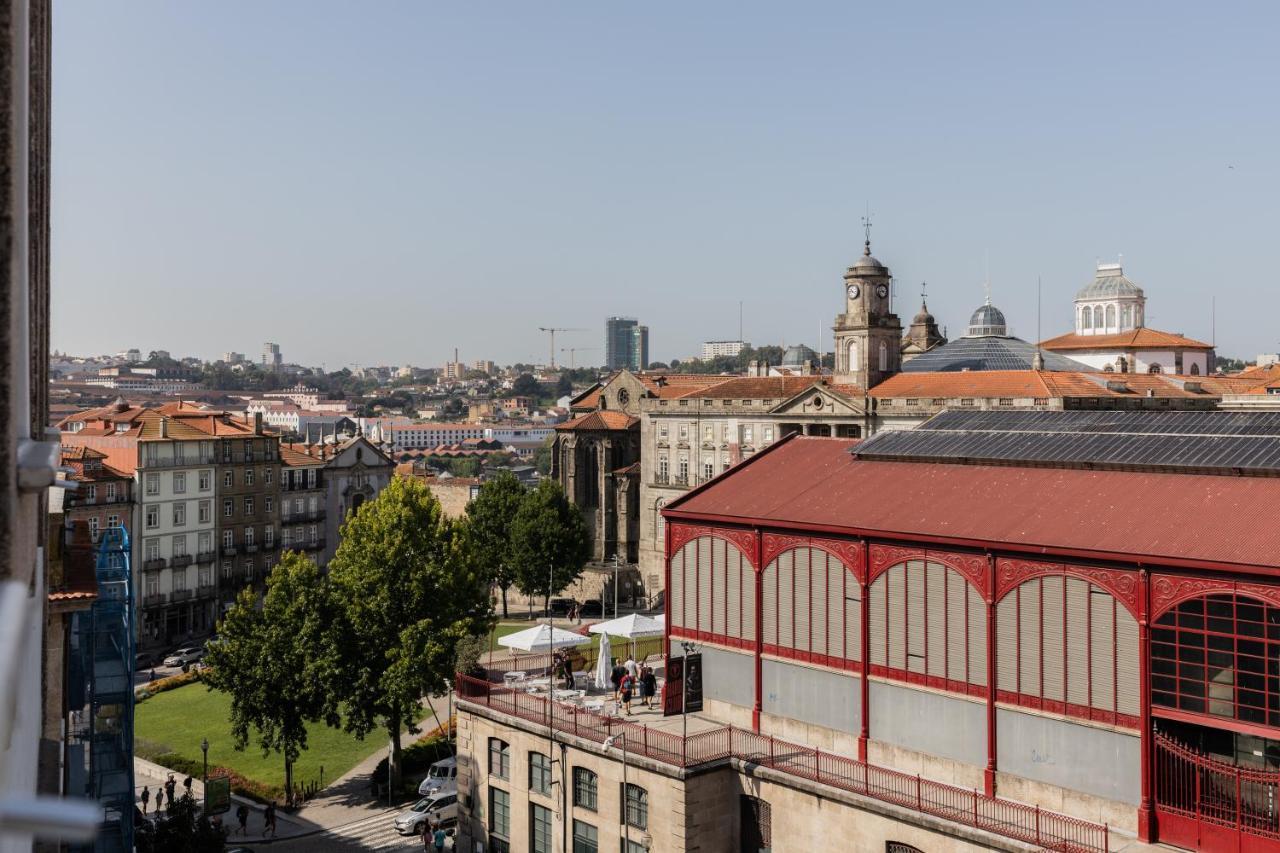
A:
455,674,1109,852
1155,729,1280,842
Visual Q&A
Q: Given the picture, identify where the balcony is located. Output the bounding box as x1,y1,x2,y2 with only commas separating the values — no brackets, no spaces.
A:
196,550,218,564
170,554,193,568
196,584,217,599
221,544,238,557
300,538,326,552
281,509,324,523
142,592,167,608
143,558,167,572
243,542,259,554
171,588,193,602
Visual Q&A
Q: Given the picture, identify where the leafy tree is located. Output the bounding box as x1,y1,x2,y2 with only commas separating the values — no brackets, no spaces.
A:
555,374,573,398
510,480,591,615
464,472,528,618
511,373,542,398
321,477,491,790
533,436,555,476
203,553,329,803
647,361,669,370
134,793,226,853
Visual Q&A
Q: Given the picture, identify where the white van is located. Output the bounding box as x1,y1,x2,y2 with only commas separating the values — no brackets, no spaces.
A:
417,756,457,796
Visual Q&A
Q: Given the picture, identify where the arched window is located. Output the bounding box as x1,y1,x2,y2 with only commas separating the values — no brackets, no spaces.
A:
624,784,648,830
669,536,755,644
869,559,986,694
763,547,858,664
847,340,860,374
1105,304,1116,330
878,341,888,371
1135,306,1144,327
1149,363,1163,374
1152,593,1280,727
1093,305,1104,329
1081,307,1092,330
997,574,1139,726
1121,304,1132,329
572,767,597,810
1189,363,1201,376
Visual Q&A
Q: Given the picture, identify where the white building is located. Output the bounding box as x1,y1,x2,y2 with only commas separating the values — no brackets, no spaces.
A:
701,339,749,360
262,342,282,370
1040,262,1214,375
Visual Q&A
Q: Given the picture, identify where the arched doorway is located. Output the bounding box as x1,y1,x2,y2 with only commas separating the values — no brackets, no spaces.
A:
1152,591,1280,850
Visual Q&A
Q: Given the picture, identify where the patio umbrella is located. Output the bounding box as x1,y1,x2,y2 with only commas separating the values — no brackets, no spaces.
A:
498,623,589,653
594,632,613,691
587,613,663,640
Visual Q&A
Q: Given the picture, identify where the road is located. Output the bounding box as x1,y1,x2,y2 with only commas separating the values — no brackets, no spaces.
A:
259,813,454,852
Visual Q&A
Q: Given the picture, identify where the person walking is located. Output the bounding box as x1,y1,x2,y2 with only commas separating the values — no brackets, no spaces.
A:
620,671,635,715
264,800,277,838
235,803,249,836
421,819,432,851
640,664,657,709
433,822,447,852
164,773,176,806
139,785,150,815
624,654,639,682
154,788,164,813
182,775,193,797
610,658,625,700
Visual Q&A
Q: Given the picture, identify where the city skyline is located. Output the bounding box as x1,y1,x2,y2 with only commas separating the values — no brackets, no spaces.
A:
51,3,1280,365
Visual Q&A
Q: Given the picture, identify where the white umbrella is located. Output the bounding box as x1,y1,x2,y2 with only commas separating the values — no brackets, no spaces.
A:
498,623,588,653
593,632,613,691
587,613,664,640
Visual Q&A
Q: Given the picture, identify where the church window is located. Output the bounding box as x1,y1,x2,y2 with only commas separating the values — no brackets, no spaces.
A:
1149,363,1163,374
848,341,860,374
1081,308,1091,330
1190,363,1201,376
878,341,889,371
1105,304,1116,330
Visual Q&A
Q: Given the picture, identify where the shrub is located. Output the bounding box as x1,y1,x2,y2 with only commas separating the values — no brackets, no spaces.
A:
138,751,282,805
135,669,204,703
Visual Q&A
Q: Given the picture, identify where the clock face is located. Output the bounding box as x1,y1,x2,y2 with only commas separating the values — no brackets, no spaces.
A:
876,283,889,298
847,284,860,300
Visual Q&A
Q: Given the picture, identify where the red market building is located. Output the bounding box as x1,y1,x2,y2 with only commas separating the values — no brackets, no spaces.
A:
661,411,1280,851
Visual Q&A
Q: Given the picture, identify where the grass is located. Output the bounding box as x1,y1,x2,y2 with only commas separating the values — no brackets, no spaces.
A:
135,684,432,791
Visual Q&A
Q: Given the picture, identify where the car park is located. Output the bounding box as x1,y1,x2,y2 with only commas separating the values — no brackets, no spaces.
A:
393,791,457,835
417,757,457,796
162,647,204,667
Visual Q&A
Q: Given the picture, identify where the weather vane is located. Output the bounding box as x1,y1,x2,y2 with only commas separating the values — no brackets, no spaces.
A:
861,206,873,254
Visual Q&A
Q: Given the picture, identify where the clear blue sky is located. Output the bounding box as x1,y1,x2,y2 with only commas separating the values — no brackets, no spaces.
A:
52,2,1280,367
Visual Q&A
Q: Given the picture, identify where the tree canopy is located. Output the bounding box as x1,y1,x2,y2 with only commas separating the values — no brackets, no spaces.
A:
510,479,590,614
464,472,528,617
511,373,542,398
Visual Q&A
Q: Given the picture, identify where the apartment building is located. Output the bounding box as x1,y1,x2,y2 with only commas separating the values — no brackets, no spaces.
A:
215,426,282,610
279,444,328,566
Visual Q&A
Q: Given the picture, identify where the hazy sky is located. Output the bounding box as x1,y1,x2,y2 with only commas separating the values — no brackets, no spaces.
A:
53,3,1280,367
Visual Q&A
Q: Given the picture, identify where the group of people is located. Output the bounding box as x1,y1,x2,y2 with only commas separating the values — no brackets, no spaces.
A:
137,773,191,816
421,819,449,851
609,655,657,715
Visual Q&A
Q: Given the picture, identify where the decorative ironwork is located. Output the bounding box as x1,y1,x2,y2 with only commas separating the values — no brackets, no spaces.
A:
869,543,987,592
996,558,1139,617
667,524,756,568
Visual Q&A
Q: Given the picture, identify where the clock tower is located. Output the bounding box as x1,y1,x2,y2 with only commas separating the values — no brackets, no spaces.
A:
834,231,903,389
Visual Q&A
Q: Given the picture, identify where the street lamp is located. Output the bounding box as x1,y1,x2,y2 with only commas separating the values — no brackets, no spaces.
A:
603,733,630,853
679,641,698,743
200,737,209,783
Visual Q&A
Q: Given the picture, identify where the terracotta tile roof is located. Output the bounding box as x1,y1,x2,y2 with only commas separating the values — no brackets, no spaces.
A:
1238,364,1280,380
637,373,730,399
675,376,848,401
279,444,326,467
555,410,639,431
667,435,1280,572
1039,328,1213,351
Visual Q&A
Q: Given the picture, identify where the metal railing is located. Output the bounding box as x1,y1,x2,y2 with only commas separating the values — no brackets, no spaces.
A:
170,588,193,602
142,558,166,571
196,550,218,564
169,554,192,568
455,674,1110,853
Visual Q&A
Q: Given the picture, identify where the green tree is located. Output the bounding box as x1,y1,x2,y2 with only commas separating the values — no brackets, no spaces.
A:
134,793,226,853
510,480,591,615
511,373,542,398
533,436,555,476
321,477,491,790
203,552,328,804
464,472,528,618
555,374,573,398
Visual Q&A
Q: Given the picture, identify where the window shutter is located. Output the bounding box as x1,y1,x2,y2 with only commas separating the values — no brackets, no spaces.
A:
925,561,947,678
845,578,862,663
1089,588,1116,713
711,539,725,636
996,593,1019,693
762,560,777,647
670,550,684,631
778,551,794,649
869,574,887,667
741,559,756,642
967,583,987,687
945,570,967,683
827,558,845,660
905,562,926,673
1018,579,1043,698
1041,576,1066,703
793,549,811,653
1065,578,1091,707
697,537,713,634
726,548,741,639
1115,605,1140,718
887,565,907,670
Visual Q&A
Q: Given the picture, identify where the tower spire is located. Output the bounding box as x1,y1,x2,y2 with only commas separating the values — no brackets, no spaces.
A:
920,280,928,310
861,208,873,256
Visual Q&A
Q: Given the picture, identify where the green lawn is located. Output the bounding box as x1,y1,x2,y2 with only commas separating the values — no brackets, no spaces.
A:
135,684,432,792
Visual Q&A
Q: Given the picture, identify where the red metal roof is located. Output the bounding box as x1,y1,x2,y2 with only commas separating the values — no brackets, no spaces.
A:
665,435,1280,572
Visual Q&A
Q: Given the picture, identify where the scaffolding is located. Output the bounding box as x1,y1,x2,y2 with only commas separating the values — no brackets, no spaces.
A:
68,526,134,852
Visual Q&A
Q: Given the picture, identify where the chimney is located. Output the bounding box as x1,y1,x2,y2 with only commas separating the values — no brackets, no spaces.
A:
159,418,167,438
1032,351,1045,371
253,411,263,434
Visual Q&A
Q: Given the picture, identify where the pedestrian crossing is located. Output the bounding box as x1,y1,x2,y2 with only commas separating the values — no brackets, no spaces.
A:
273,812,451,852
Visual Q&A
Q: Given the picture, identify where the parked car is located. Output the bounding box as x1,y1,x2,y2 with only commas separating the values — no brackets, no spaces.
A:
548,598,575,617
162,647,204,667
417,757,458,796
579,600,603,618
135,651,157,671
392,791,458,835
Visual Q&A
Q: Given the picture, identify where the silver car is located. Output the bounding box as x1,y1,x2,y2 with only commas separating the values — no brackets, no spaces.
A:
417,757,458,796
392,792,457,836
162,647,203,667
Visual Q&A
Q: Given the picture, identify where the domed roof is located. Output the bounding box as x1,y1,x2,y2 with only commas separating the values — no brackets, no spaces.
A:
966,301,1008,337
781,344,818,367
912,299,935,325
847,240,887,274
1077,263,1144,300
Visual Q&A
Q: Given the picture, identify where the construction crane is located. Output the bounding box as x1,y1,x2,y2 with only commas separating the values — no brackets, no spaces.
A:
538,327,587,368
560,346,597,370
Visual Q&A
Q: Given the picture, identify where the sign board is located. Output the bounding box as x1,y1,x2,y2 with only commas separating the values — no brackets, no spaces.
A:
684,652,703,713
204,775,231,815
663,656,684,717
